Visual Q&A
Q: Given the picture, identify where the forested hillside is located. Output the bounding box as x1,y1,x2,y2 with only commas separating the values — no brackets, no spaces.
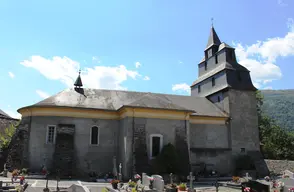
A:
261,89,294,131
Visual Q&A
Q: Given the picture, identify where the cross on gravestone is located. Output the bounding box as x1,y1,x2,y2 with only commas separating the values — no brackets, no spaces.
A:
170,173,173,184
215,179,219,192
119,163,122,181
187,172,195,191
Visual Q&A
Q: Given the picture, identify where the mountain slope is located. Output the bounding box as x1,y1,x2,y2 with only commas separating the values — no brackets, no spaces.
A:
261,90,294,131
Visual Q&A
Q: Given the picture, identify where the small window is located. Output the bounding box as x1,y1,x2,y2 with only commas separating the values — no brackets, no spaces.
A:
198,85,201,93
241,148,246,153
150,134,163,159
204,62,207,71
46,125,56,144
215,55,218,64
90,126,99,145
217,96,221,102
212,77,215,87
237,72,242,81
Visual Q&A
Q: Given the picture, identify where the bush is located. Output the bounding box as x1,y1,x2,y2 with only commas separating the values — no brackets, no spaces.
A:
153,143,180,174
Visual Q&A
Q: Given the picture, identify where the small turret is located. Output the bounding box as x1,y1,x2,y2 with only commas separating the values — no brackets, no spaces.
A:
74,70,83,88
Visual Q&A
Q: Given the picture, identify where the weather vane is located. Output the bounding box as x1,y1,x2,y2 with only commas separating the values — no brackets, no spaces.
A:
211,18,214,27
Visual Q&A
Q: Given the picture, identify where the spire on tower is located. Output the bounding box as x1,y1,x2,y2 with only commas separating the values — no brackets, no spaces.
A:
205,21,221,50
74,69,83,88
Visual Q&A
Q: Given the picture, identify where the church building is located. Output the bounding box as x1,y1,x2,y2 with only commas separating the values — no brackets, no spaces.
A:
16,26,261,178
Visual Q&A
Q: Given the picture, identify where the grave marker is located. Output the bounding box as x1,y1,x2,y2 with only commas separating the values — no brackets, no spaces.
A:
187,172,195,191
119,163,122,181
152,175,164,192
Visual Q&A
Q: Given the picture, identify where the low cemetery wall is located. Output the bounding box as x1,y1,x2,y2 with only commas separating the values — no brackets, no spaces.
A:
265,159,294,174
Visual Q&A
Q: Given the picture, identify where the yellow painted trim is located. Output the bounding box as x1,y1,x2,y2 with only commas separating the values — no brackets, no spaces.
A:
190,115,227,125
19,106,227,124
19,107,120,120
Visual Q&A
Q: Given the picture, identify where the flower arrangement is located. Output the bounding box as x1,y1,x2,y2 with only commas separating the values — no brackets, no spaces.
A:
148,176,154,189
12,169,19,177
111,179,120,184
128,181,137,188
111,180,120,189
134,174,141,179
289,187,294,192
178,183,187,191
167,183,177,188
232,176,240,183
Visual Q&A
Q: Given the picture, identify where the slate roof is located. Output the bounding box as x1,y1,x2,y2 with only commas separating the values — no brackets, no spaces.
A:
205,27,221,50
18,88,228,118
192,61,249,87
0,109,10,119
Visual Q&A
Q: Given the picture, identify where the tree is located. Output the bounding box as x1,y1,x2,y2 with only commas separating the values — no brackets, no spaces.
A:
256,90,294,160
0,124,17,150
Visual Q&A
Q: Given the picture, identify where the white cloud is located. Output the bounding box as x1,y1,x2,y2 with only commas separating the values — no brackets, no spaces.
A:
234,18,294,89
172,83,190,94
278,0,287,6
263,86,273,90
178,60,183,64
135,62,141,68
143,76,150,81
5,110,21,119
36,90,50,99
8,72,15,78
92,56,101,63
21,56,142,90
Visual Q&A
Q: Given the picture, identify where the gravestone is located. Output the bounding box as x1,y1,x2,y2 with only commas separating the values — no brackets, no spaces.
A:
142,173,150,186
281,177,294,192
68,184,90,192
151,175,164,192
242,180,270,192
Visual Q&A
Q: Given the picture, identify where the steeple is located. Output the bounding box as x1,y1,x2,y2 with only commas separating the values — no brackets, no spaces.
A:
205,26,221,51
74,70,83,88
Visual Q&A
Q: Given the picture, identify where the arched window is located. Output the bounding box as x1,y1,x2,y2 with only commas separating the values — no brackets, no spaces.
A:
90,126,99,145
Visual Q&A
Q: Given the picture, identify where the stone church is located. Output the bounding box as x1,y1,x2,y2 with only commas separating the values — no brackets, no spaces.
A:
16,26,262,178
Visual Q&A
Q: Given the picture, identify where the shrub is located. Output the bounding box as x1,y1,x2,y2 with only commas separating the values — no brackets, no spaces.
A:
153,143,180,174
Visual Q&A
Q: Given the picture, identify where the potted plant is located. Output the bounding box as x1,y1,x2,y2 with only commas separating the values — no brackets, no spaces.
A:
178,183,187,192
166,183,177,192
111,179,120,189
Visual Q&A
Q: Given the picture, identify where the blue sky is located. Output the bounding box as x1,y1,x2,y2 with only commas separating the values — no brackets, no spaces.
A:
0,0,294,118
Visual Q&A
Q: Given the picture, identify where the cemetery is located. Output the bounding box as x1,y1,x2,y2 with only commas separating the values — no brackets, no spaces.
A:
2,162,294,192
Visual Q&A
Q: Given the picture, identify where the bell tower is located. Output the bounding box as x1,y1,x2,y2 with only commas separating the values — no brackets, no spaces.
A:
190,26,260,155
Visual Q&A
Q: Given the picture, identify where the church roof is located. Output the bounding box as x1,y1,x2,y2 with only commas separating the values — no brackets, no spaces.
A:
205,26,221,50
74,71,83,87
0,109,10,118
19,88,228,118
191,61,249,87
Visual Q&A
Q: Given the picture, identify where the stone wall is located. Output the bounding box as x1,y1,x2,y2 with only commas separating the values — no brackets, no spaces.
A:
27,116,119,177
265,159,294,174
228,89,260,153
